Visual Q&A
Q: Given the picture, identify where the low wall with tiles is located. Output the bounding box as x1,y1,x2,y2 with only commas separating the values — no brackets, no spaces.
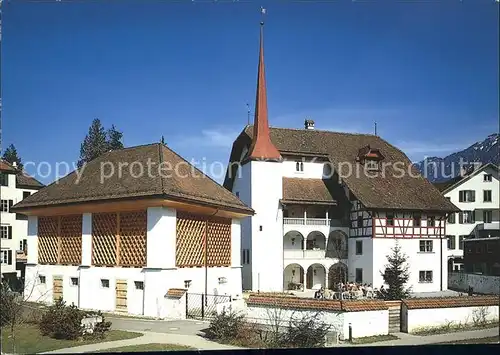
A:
448,272,500,295
401,296,499,333
240,294,389,339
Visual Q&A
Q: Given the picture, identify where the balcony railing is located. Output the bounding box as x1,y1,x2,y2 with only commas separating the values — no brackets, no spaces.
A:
284,249,347,260
283,218,347,227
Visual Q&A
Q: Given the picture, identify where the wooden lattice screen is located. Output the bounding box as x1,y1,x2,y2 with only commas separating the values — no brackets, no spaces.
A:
176,212,231,268
59,215,82,265
206,216,231,267
38,216,59,264
38,215,82,265
92,211,146,267
119,211,147,267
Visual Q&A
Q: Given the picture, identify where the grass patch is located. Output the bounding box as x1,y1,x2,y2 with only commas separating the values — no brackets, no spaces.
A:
1,324,142,354
96,343,196,352
350,334,399,344
435,336,500,344
413,321,498,336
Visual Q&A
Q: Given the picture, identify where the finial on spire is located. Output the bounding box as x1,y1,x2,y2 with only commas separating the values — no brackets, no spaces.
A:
260,6,266,26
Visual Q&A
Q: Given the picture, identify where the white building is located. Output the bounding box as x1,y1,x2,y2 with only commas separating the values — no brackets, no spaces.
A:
434,163,500,272
223,23,459,294
12,144,253,317
1,160,44,280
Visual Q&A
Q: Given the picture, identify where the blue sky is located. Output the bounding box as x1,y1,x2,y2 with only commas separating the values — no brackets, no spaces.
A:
2,0,498,184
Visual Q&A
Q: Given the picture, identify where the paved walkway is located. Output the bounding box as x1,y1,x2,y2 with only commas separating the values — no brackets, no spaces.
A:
342,327,499,347
40,331,243,354
106,316,209,336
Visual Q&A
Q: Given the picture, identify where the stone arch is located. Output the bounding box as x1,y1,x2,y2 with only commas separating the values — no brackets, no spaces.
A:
306,263,326,290
326,230,348,258
283,230,305,250
283,263,305,290
306,231,326,250
328,262,348,289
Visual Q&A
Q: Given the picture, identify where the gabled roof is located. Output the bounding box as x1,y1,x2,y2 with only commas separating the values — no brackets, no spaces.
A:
435,163,499,195
13,143,253,214
0,159,45,189
224,126,459,213
16,173,45,190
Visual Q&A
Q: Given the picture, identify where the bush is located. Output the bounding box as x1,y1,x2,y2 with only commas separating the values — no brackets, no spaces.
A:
205,309,246,341
83,311,112,340
282,312,332,348
39,298,85,340
0,282,17,328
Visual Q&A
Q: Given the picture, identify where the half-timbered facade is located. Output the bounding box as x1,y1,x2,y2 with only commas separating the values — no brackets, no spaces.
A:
12,143,253,317
223,22,458,294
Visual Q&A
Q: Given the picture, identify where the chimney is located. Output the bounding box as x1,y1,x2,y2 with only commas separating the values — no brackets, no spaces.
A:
12,162,17,168
304,119,315,130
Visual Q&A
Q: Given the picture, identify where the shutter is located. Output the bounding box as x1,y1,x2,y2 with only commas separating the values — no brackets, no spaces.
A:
8,226,12,239
471,191,475,202
8,200,13,212
8,250,12,265
458,212,463,224
471,210,476,223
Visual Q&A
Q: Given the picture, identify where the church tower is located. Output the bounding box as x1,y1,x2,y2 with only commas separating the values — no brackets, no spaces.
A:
233,18,284,292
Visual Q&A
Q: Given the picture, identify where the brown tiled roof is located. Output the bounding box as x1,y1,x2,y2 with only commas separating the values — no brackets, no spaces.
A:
402,296,498,309
16,173,44,189
0,160,17,173
165,288,187,298
12,143,253,214
282,178,339,205
246,295,389,312
224,126,459,213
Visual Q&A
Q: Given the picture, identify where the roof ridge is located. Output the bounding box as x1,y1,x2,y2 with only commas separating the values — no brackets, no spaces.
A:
246,124,377,137
160,144,243,204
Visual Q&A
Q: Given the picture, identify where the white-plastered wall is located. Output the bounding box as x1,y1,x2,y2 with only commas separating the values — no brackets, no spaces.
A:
405,305,499,333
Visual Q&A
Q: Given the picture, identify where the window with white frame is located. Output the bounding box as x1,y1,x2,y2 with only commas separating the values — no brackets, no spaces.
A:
483,210,493,223
483,190,492,202
419,240,433,253
355,241,363,255
427,216,435,226
0,174,8,187
459,211,475,224
413,214,421,227
447,213,455,224
1,200,13,213
19,239,27,252
100,279,110,288
365,159,379,171
484,174,493,182
446,235,456,250
458,190,475,202
419,270,433,283
295,161,304,172
0,226,11,239
0,250,12,265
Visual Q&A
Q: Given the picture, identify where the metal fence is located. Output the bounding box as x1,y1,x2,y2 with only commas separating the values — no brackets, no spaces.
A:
185,293,231,320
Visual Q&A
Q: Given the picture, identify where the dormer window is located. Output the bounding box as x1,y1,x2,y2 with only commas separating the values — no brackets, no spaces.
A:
295,161,304,172
356,145,384,172
365,159,379,171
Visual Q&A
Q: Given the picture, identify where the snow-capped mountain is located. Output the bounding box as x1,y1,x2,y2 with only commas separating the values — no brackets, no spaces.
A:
415,133,499,182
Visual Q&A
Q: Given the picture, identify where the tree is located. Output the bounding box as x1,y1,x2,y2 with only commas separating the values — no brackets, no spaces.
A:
2,144,23,170
107,125,124,151
77,119,124,168
380,242,412,300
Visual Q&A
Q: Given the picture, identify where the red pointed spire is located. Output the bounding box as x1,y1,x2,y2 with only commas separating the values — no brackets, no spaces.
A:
246,22,281,162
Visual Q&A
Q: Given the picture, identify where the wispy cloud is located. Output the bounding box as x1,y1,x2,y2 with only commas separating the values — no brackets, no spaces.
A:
173,128,240,149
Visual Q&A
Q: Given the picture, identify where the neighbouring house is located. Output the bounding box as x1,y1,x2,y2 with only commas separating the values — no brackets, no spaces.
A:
433,163,500,272
0,159,44,283
223,22,459,294
11,143,253,317
463,236,500,276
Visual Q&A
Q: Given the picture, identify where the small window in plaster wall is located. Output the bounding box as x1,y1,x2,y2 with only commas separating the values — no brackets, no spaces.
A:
484,174,493,182
386,214,394,226
70,277,79,286
419,271,433,283
355,268,363,283
135,281,144,290
355,241,363,255
259,226,263,231
100,279,110,288
39,275,46,284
